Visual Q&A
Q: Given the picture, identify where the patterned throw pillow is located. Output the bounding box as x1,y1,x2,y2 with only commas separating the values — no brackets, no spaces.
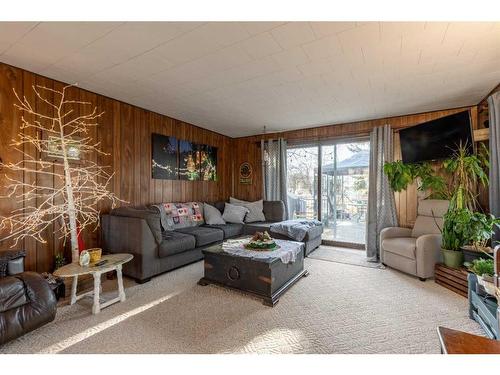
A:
162,202,204,229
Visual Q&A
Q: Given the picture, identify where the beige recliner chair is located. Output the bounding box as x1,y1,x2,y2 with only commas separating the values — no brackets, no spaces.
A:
380,199,449,281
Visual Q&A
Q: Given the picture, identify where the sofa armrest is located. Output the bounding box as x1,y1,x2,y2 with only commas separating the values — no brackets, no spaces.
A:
109,206,162,244
0,250,26,277
415,234,443,278
263,201,286,222
0,272,57,345
101,215,161,281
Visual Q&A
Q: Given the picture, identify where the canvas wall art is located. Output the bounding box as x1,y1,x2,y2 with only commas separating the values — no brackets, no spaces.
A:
151,133,178,179
178,140,200,181
200,145,217,181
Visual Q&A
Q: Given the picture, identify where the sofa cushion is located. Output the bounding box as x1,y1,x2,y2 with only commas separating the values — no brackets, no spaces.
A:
0,276,27,313
229,197,266,223
204,223,243,239
382,237,417,260
158,231,196,258
302,224,323,240
263,201,286,222
243,222,273,235
203,203,225,225
244,221,323,241
222,203,249,224
175,226,224,247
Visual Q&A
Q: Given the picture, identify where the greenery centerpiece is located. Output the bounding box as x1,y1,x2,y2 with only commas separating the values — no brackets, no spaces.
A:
245,231,278,251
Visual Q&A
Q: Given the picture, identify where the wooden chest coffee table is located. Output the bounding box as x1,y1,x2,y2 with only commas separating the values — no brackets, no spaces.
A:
198,238,308,306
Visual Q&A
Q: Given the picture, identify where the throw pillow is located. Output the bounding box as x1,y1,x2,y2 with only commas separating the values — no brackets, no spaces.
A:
222,203,249,224
229,197,266,223
204,203,226,225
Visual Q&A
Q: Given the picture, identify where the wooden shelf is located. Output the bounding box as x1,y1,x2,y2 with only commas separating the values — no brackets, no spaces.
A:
473,128,489,142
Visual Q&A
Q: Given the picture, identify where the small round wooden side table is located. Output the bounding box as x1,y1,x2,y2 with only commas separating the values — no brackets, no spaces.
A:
54,253,133,314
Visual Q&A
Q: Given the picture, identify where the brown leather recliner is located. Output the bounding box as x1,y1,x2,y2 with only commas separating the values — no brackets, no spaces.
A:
0,250,57,345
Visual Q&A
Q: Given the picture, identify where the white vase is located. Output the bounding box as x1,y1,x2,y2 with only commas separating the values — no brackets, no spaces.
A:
79,250,90,267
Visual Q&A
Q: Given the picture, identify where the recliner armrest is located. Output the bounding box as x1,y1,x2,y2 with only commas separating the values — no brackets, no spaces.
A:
415,234,443,278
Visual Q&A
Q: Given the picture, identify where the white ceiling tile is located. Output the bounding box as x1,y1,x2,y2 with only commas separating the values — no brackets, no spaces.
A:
240,32,283,59
271,46,310,68
242,22,285,35
0,22,38,53
270,22,316,50
16,22,120,52
309,22,357,38
302,34,342,61
1,21,499,137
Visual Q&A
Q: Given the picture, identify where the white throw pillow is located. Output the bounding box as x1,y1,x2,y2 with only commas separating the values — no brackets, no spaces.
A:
229,197,266,223
222,203,249,224
203,203,226,225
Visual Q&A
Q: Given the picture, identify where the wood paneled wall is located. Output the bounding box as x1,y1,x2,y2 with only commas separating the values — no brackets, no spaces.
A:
0,63,232,272
231,106,479,228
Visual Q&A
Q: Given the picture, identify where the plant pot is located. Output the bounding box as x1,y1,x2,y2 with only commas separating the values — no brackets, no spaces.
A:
477,274,496,295
441,248,464,269
461,245,493,263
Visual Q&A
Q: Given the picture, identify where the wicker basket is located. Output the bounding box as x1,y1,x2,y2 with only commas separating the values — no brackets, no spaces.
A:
88,248,102,264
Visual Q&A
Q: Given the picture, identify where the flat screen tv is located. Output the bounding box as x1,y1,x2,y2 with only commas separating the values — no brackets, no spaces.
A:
399,110,473,163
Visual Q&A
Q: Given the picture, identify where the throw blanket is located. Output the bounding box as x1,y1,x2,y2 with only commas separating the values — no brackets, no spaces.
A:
270,219,323,242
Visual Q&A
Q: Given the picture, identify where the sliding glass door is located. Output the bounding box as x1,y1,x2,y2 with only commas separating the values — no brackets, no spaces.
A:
286,146,319,220
286,140,369,246
321,141,369,245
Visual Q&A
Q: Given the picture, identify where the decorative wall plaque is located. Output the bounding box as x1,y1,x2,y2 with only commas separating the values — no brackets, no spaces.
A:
239,162,253,184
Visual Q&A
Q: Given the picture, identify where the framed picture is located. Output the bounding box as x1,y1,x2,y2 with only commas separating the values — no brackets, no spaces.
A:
151,133,178,179
45,135,82,161
178,140,200,181
239,162,253,184
199,145,217,181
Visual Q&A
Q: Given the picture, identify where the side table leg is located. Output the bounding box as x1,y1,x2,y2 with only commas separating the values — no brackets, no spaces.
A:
70,275,78,305
117,265,126,302
92,272,101,314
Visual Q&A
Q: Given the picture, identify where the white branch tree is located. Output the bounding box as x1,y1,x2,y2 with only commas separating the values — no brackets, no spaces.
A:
0,84,123,263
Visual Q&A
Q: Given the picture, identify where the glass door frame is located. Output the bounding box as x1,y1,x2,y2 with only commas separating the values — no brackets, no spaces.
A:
288,136,370,249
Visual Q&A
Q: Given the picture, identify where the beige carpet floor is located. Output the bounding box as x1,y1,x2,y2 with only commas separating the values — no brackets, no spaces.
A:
0,256,483,354
308,246,385,269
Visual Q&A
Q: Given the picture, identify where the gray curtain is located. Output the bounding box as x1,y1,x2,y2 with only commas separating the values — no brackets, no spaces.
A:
488,92,500,245
262,138,289,219
366,125,398,260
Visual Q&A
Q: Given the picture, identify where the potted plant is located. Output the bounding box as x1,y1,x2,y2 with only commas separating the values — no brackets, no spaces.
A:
440,208,471,268
439,143,490,268
465,258,496,295
461,212,500,262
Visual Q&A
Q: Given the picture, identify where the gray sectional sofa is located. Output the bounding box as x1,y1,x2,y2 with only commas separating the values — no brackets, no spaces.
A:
101,200,322,283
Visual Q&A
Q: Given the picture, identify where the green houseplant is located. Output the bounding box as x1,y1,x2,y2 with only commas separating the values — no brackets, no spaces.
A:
439,143,490,268
465,258,496,295
383,161,447,198
384,142,491,269
440,208,471,268
461,212,500,262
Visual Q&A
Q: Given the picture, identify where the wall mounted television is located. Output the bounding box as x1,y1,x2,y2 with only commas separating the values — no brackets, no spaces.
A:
399,110,474,163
